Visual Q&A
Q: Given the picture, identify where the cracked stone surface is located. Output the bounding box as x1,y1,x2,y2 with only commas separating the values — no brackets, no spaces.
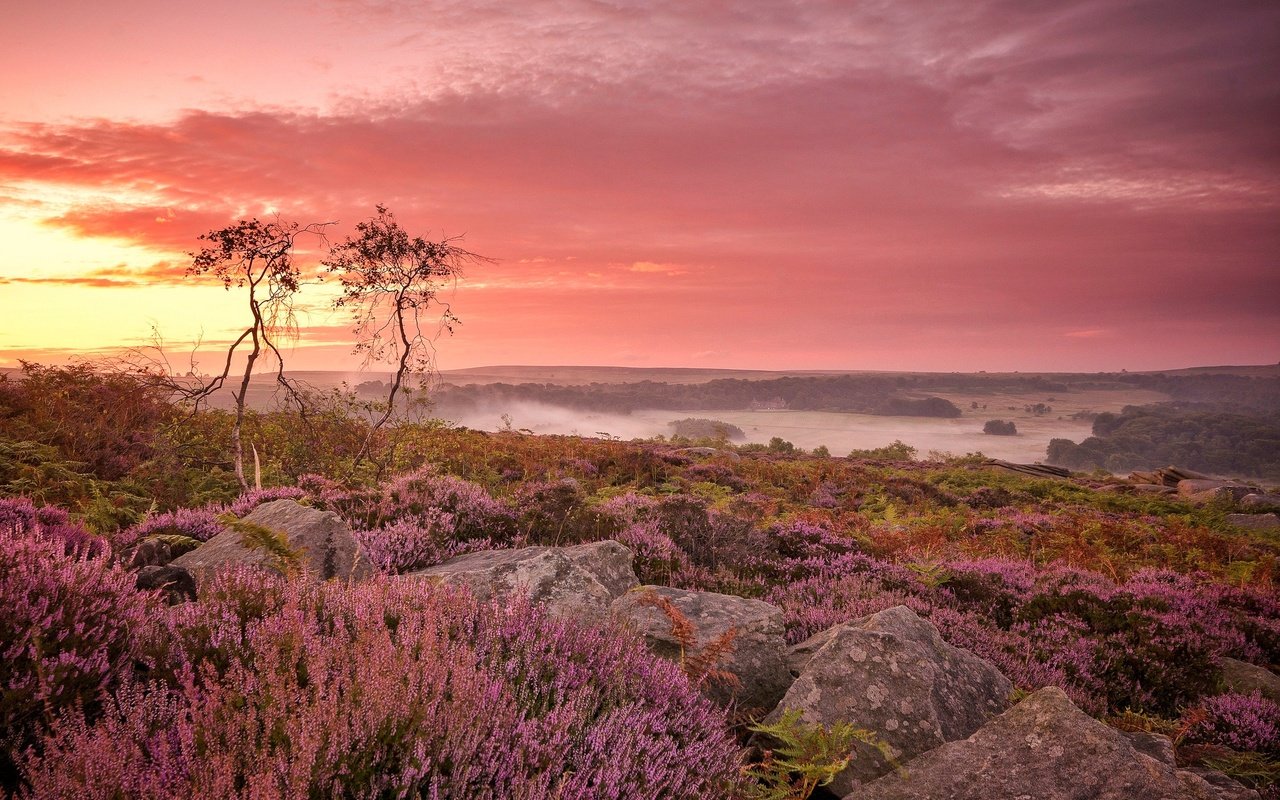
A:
765,605,1013,795
407,540,638,620
172,499,375,586
611,585,793,712
852,687,1253,800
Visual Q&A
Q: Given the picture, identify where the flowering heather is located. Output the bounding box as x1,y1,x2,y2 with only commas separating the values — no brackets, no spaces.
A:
319,467,516,545
1,518,156,790
614,518,686,584
21,578,745,798
1182,692,1280,754
353,514,500,574
119,506,224,549
0,497,103,556
223,486,306,517
596,491,659,525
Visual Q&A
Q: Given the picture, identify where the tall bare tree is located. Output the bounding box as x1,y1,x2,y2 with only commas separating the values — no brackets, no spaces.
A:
324,205,488,467
187,218,328,489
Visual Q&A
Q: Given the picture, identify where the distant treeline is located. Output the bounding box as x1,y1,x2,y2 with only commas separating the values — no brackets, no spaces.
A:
431,371,1280,420
433,375,966,418
1046,403,1280,479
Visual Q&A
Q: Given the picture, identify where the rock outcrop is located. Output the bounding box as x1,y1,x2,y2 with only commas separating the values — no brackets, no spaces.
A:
135,564,197,603
171,499,375,586
407,540,638,620
851,687,1252,800
1240,493,1280,512
1225,513,1280,531
611,585,792,711
1219,657,1280,702
766,605,1012,795
1177,480,1260,503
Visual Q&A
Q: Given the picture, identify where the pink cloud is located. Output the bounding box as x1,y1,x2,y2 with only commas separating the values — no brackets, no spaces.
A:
0,0,1276,370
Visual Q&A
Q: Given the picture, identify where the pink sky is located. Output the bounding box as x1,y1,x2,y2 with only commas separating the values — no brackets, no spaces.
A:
1,0,1277,373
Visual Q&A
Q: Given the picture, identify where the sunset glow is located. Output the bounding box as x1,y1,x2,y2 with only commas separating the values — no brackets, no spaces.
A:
2,0,1277,372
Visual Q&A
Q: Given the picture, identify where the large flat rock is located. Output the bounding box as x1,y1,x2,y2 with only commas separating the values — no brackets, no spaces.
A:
1220,657,1280,703
852,687,1249,800
407,540,638,620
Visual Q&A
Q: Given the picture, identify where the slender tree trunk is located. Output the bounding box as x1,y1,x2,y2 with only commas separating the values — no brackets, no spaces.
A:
232,323,262,490
354,294,412,467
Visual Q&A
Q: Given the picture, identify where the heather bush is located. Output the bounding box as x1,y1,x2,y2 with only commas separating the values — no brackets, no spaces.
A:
353,514,499,574
324,467,517,544
1,517,156,790
1182,692,1280,754
223,486,307,517
515,478,603,545
118,506,224,550
21,578,745,798
0,497,103,556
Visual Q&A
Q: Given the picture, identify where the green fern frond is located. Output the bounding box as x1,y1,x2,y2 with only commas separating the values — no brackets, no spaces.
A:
218,513,304,577
744,708,897,800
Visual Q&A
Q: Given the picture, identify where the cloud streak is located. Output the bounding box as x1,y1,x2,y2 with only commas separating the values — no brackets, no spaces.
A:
0,0,1277,371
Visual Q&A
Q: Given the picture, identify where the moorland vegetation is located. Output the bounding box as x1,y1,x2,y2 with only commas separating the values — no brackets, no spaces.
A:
2,360,1279,798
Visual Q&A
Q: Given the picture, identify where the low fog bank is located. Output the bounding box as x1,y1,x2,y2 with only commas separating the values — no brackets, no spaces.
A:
441,402,1094,463
442,400,669,441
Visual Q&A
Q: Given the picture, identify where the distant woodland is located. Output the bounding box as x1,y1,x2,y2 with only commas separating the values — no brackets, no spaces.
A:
431,375,969,418
1047,403,1280,479
426,370,1280,422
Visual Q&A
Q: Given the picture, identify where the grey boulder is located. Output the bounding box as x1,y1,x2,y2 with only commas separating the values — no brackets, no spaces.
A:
407,540,638,620
171,499,375,586
1225,513,1280,531
1219,657,1280,703
766,605,1013,795
851,687,1247,800
610,585,793,711
1240,493,1280,511
1178,480,1259,503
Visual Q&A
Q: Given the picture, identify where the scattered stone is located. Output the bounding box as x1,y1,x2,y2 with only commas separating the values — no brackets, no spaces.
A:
408,540,638,621
1220,657,1280,703
1131,483,1178,495
171,499,375,586
1225,513,1280,531
851,687,1237,800
982,460,1072,479
1177,480,1259,503
1181,766,1262,800
766,605,1012,794
135,565,197,603
1240,494,1280,512
129,538,173,569
1095,484,1134,494
1131,466,1209,487
1122,731,1177,766
611,585,792,711
675,446,741,461
127,534,202,569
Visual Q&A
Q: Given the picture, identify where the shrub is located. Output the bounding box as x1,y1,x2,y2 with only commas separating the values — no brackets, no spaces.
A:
223,486,307,517
1181,692,1280,754
119,506,224,550
982,419,1017,436
1,517,156,790
0,497,103,556
21,579,745,798
353,514,498,574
